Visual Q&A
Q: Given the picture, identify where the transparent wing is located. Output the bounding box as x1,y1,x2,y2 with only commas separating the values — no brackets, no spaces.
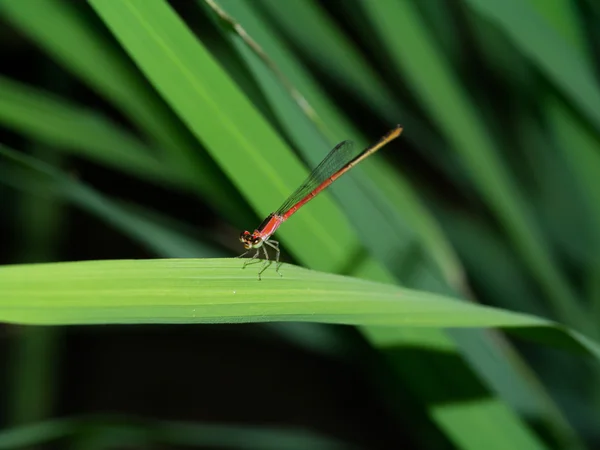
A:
275,140,356,215
273,125,403,217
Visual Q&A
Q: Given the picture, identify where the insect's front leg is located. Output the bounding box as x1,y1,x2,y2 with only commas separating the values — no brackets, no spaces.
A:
242,249,261,269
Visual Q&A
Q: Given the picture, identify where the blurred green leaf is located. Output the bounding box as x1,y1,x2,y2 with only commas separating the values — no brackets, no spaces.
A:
527,0,588,52
0,0,247,221
0,76,179,187
0,415,353,450
358,0,591,336
0,145,221,259
253,0,460,170
253,0,406,123
548,99,600,317
464,0,600,134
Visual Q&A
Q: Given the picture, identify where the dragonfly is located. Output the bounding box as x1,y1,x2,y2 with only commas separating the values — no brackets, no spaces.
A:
239,125,403,279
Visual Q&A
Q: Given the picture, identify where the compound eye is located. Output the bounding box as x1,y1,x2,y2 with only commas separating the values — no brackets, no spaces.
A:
252,237,261,245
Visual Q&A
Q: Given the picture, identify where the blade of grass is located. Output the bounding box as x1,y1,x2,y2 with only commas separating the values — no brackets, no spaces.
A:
466,0,596,271
8,145,62,429
345,2,591,441
206,0,464,291
440,208,547,316
8,327,59,426
202,0,324,133
0,259,587,449
0,145,222,259
433,207,587,441
462,0,594,311
463,5,537,91
202,1,425,282
251,0,406,125
0,415,354,450
1,1,199,178
509,2,600,419
358,0,591,336
353,261,583,450
463,0,600,134
522,0,600,323
0,258,552,328
0,0,248,222
0,0,180,161
513,109,592,267
548,100,600,327
253,0,465,178
0,76,182,189
472,0,600,428
88,0,357,272
414,0,463,65
527,0,589,53
0,258,599,352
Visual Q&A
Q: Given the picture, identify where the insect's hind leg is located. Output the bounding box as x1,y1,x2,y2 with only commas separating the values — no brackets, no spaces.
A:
257,245,272,281
265,240,282,277
237,249,250,259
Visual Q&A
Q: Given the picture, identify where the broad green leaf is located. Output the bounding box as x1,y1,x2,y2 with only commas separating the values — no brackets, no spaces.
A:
0,258,549,327
3,258,587,450
1,258,599,356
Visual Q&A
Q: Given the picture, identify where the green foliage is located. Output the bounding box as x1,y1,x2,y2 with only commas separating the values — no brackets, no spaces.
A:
1,0,599,448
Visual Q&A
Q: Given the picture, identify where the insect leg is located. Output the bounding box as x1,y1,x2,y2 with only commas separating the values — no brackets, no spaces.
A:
242,249,261,269
257,245,272,281
265,240,282,277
